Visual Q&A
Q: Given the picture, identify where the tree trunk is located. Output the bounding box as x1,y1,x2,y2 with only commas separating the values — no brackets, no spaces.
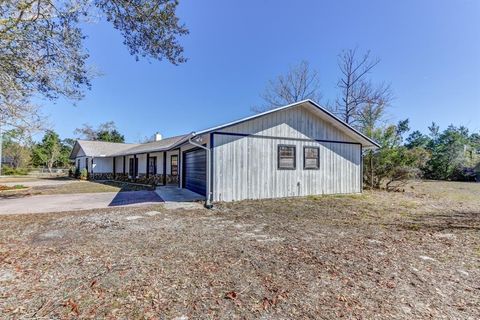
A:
370,151,374,189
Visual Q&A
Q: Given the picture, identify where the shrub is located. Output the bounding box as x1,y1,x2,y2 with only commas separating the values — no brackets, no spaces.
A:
451,167,477,182
2,165,30,176
74,167,81,179
79,168,88,180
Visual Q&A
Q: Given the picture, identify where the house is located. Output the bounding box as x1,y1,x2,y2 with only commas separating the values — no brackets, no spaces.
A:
70,100,379,206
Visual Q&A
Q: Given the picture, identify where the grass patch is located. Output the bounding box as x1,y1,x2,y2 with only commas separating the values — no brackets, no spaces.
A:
0,180,154,198
32,180,153,195
0,184,28,191
306,193,366,201
34,181,121,195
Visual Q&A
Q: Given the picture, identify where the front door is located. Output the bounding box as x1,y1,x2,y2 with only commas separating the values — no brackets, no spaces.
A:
129,157,138,177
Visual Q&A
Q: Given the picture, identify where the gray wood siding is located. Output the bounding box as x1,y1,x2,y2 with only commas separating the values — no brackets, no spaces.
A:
212,106,361,201
219,105,357,142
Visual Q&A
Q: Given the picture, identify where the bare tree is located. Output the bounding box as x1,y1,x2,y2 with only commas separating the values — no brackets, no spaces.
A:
254,60,322,112
357,101,388,137
335,48,392,127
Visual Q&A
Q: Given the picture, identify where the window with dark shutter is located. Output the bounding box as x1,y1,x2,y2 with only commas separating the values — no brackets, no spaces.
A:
304,146,319,169
278,145,296,169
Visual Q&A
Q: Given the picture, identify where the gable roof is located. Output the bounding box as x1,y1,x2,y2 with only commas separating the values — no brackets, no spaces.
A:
71,100,379,159
194,100,380,148
70,140,140,159
109,134,189,156
70,135,191,159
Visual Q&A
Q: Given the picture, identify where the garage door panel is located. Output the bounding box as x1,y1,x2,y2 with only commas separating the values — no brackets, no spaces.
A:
183,148,206,196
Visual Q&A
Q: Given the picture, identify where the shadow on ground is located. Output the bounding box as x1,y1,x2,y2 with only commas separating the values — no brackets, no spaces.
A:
108,190,163,206
92,180,163,207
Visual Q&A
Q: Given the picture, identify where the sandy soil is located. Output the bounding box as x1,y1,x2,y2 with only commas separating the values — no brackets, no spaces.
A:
0,181,478,319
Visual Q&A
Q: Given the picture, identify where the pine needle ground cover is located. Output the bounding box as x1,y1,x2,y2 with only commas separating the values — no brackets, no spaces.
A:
0,181,478,319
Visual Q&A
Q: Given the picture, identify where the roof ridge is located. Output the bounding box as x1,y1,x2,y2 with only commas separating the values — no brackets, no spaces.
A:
77,139,139,145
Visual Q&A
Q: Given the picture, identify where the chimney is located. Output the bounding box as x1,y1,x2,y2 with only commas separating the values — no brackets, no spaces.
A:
154,132,162,141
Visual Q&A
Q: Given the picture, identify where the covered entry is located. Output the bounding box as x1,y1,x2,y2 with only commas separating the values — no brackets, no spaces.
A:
182,148,207,196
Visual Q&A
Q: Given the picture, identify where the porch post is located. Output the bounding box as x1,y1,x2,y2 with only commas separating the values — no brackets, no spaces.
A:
146,153,150,178
123,156,126,175
113,157,116,179
163,152,167,185
177,149,181,188
133,154,137,181
91,157,94,180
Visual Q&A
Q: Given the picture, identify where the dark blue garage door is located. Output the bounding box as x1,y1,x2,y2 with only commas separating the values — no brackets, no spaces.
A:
183,148,206,196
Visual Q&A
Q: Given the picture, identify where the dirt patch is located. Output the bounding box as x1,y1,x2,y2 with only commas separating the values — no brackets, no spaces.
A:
0,185,28,192
0,182,478,319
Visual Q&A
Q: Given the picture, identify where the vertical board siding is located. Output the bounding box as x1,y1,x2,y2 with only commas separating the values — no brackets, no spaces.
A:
213,106,362,202
136,154,147,174
92,157,113,173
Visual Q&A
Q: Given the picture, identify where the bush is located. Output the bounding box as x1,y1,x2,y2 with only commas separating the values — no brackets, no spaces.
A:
2,165,30,176
74,167,81,179
451,167,477,182
79,168,88,180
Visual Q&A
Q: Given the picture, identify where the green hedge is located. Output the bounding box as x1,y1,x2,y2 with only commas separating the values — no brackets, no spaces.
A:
2,166,30,176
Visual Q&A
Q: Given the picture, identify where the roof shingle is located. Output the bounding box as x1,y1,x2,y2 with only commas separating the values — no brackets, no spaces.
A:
71,134,190,158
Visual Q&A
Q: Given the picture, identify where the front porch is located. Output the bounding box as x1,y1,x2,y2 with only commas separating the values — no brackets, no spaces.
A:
88,149,180,187
79,134,211,204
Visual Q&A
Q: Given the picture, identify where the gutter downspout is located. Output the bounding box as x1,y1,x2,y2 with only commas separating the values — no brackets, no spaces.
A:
188,133,213,209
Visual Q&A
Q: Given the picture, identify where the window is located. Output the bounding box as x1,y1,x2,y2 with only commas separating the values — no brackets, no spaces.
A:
148,156,157,175
304,146,320,169
278,145,296,169
171,155,178,176
85,158,88,172
77,159,80,169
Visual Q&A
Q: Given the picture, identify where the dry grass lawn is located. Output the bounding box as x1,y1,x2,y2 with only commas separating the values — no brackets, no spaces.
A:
0,179,152,199
29,180,153,195
0,181,479,319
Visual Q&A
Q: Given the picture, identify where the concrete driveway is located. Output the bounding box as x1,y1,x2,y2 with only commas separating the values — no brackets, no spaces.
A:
0,190,163,215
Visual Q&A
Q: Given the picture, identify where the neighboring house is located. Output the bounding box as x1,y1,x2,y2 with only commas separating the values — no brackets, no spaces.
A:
70,100,379,205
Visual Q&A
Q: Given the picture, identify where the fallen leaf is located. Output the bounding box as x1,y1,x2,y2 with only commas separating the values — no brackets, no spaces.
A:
262,297,271,310
225,291,237,300
65,298,80,316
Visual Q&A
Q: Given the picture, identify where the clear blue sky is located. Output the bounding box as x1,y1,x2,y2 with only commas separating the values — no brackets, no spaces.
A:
42,0,480,142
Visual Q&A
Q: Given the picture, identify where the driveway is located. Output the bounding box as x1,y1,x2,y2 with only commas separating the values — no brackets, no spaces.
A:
0,190,163,215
